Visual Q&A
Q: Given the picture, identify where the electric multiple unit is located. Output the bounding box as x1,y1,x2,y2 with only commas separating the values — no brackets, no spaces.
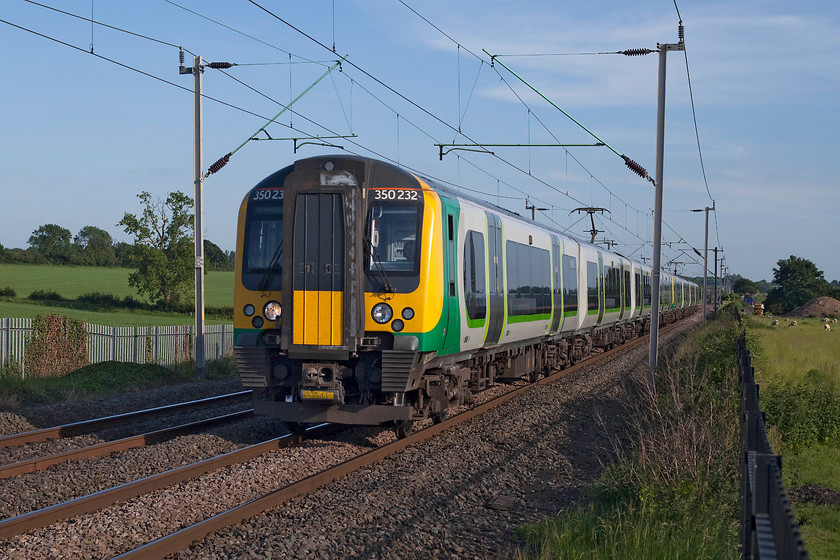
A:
233,155,698,437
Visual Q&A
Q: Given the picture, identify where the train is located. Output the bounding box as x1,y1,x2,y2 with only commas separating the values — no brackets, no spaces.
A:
233,155,699,437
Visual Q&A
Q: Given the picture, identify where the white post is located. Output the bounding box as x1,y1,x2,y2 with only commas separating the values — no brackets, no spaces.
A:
192,55,206,379
648,38,684,383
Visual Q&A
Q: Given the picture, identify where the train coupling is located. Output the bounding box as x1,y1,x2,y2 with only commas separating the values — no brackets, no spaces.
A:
299,362,346,403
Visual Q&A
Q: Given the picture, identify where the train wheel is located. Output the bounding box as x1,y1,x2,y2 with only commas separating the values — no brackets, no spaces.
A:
394,420,414,439
288,422,308,436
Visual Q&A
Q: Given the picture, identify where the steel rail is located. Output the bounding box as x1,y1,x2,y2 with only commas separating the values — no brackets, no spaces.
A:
114,333,658,559
0,424,331,540
0,390,252,449
0,410,254,479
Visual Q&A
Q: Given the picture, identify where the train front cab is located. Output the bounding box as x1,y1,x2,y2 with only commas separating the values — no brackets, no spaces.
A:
233,156,447,429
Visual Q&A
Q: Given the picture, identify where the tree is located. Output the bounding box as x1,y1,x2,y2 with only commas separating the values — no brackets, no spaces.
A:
119,191,194,309
732,277,760,295
755,279,775,293
763,255,830,314
28,224,73,264
204,239,231,270
74,226,116,266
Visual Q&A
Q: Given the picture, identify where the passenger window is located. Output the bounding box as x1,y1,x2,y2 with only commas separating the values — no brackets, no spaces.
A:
464,231,486,320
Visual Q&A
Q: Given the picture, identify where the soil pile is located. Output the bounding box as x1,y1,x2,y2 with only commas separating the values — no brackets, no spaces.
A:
788,484,840,506
785,296,840,318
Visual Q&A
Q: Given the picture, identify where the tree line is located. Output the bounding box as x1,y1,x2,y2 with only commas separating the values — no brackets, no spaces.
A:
731,255,840,315
0,216,233,270
1,190,235,312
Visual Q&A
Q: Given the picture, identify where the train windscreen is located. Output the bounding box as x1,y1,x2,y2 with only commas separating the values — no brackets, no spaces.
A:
242,189,284,291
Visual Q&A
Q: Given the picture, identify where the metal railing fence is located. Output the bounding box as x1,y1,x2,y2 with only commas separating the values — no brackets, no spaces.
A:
1,318,233,375
737,309,809,559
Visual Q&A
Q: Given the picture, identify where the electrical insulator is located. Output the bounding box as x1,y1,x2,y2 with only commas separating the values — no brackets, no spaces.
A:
622,155,649,179
206,153,231,176
207,62,235,69
620,48,653,56
179,48,184,66
678,24,685,42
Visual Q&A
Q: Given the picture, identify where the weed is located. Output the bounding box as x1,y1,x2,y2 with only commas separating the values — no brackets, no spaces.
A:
515,313,742,559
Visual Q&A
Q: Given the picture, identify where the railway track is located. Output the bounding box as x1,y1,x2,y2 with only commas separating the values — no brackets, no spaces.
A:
0,317,695,558
0,391,251,449
113,352,608,559
0,409,254,479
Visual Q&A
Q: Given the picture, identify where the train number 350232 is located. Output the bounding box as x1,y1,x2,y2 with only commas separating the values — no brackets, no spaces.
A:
371,189,420,201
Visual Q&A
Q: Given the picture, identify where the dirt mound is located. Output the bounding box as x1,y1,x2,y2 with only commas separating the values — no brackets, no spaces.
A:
788,484,840,506
785,296,840,318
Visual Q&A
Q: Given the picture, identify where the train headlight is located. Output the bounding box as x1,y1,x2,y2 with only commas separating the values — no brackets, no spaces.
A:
392,319,405,332
263,301,282,321
371,303,393,324
243,304,255,317
401,307,415,320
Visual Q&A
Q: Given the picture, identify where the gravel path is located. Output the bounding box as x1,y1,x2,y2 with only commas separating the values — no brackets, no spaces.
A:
0,314,699,559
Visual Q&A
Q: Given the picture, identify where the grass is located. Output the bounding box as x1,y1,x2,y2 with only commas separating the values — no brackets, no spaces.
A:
792,503,840,559
746,315,840,385
0,356,238,409
745,314,840,560
516,499,738,560
0,300,229,326
0,263,234,325
0,263,233,307
514,308,742,559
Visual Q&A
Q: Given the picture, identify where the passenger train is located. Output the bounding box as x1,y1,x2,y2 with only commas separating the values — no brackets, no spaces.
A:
233,155,698,437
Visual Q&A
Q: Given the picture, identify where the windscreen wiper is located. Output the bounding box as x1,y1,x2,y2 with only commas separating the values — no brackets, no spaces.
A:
258,243,283,293
364,237,395,297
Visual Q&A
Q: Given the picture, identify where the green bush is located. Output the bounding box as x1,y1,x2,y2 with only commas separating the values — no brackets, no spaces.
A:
0,286,16,298
23,315,89,377
762,378,840,451
27,289,64,301
76,291,124,308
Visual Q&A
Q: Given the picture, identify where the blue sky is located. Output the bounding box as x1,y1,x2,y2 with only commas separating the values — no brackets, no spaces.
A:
2,0,838,282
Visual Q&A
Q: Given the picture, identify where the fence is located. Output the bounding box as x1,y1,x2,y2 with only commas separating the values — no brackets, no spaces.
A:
737,315,809,559
1,318,233,374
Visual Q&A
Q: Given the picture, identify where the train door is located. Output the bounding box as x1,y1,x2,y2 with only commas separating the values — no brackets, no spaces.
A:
291,192,345,347
597,252,605,324
485,212,504,345
621,263,630,320
439,205,461,354
549,235,562,333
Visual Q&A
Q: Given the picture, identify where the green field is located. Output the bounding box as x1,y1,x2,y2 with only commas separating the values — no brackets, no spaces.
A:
749,316,840,385
0,264,233,326
747,315,840,559
0,264,233,305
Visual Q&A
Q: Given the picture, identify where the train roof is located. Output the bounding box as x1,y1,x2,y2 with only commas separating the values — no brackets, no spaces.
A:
262,154,694,283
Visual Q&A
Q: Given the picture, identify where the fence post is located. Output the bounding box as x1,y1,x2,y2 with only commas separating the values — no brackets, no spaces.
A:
2,317,9,367
154,326,159,364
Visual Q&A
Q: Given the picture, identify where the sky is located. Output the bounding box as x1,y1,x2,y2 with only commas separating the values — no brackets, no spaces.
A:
2,0,838,283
